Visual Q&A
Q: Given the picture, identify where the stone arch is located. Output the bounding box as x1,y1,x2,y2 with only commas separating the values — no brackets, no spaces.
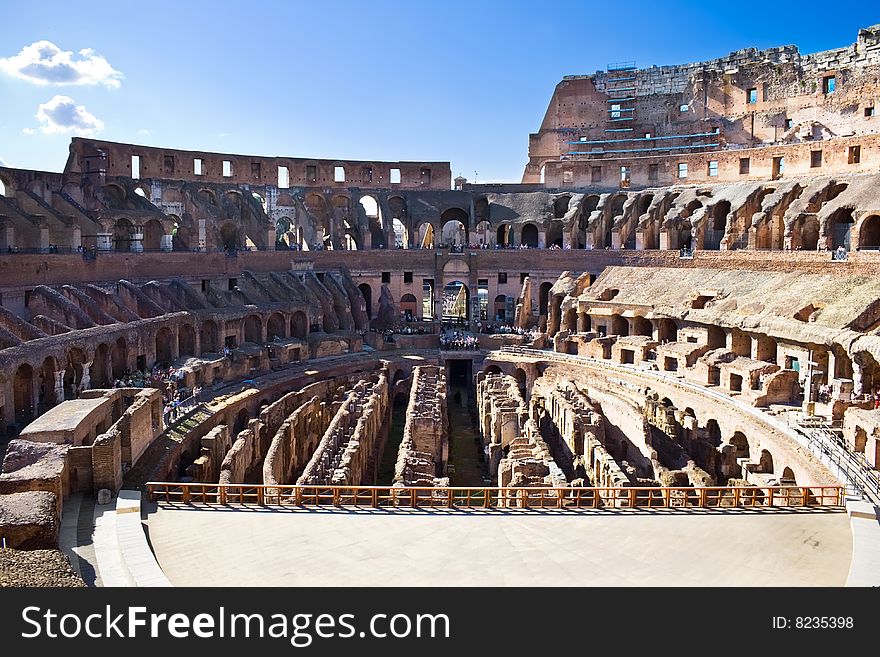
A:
63,348,86,397
199,320,219,354
781,466,796,483
657,318,678,343
440,208,469,246
416,222,435,249
554,195,571,219
266,312,286,340
92,343,110,388
631,316,652,336
155,327,173,365
547,220,564,247
496,224,511,247
793,215,820,250
758,449,774,474
38,356,58,412
143,218,164,251
178,323,196,357
474,220,492,247
521,223,539,247
111,337,128,378
219,221,239,252
244,314,263,344
484,364,503,376
0,173,12,197
704,201,730,250
827,207,855,250
611,315,629,336
14,363,35,425
400,293,418,321
539,282,553,316
858,214,880,249
358,284,373,319
290,311,308,339
443,280,470,325
233,408,250,436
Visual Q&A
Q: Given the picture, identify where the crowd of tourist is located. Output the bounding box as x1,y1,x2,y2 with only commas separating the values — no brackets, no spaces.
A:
440,330,480,351
111,365,205,425
479,323,541,340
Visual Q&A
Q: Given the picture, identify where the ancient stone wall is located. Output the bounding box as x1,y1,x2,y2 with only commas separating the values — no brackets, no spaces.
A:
263,396,335,486
477,373,527,475
185,424,231,484
392,365,449,487
296,370,389,486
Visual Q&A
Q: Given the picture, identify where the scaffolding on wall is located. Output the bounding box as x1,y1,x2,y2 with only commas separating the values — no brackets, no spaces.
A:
605,61,637,186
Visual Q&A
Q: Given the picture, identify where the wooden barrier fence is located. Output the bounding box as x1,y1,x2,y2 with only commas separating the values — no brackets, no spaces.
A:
146,482,845,510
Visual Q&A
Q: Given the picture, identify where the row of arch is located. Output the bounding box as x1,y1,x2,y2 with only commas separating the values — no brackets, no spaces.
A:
9,310,311,427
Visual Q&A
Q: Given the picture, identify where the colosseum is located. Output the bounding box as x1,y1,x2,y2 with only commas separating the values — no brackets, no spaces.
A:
2,24,880,588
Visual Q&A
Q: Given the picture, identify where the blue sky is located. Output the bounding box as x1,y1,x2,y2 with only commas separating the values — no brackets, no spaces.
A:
0,1,877,183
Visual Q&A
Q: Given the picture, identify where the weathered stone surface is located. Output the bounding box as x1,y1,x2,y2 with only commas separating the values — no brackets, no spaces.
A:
0,548,86,587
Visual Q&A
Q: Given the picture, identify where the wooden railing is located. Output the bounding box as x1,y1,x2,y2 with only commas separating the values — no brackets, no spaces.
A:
146,482,845,510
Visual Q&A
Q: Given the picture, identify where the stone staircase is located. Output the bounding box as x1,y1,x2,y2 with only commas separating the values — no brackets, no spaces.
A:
122,405,211,490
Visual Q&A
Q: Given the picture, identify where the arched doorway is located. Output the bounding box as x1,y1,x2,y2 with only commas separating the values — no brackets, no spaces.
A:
400,293,418,321
291,311,308,339
416,222,435,249
178,324,196,357
442,281,470,325
494,294,508,321
539,282,553,317
440,208,469,246
859,215,880,249
111,337,128,379
14,364,35,425
143,219,164,251
796,216,820,250
39,356,58,411
829,207,855,250
521,223,539,247
92,343,110,388
658,318,678,343
267,313,286,340
244,315,263,343
704,201,729,250
220,222,239,252
358,284,373,318
199,321,219,354
155,328,173,365
496,224,510,247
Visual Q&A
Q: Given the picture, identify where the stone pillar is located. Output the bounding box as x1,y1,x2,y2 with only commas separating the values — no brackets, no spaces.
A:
562,230,571,249
852,355,865,396
160,234,173,252
39,225,50,252
635,229,645,251
1,223,14,251
198,218,207,251
538,230,546,249
659,229,670,251
130,226,144,253
266,227,276,250
80,361,92,392
577,312,589,333
71,226,82,251
54,370,65,403
96,233,113,251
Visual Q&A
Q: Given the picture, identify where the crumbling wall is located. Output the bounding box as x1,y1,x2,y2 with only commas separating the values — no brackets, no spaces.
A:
477,373,528,476
393,366,449,487
186,424,232,483
297,370,389,486
263,396,335,486
498,418,567,489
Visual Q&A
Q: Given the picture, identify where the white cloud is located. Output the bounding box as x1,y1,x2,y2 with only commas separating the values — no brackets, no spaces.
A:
137,128,151,136
0,156,6,166
0,40,123,88
26,95,104,136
